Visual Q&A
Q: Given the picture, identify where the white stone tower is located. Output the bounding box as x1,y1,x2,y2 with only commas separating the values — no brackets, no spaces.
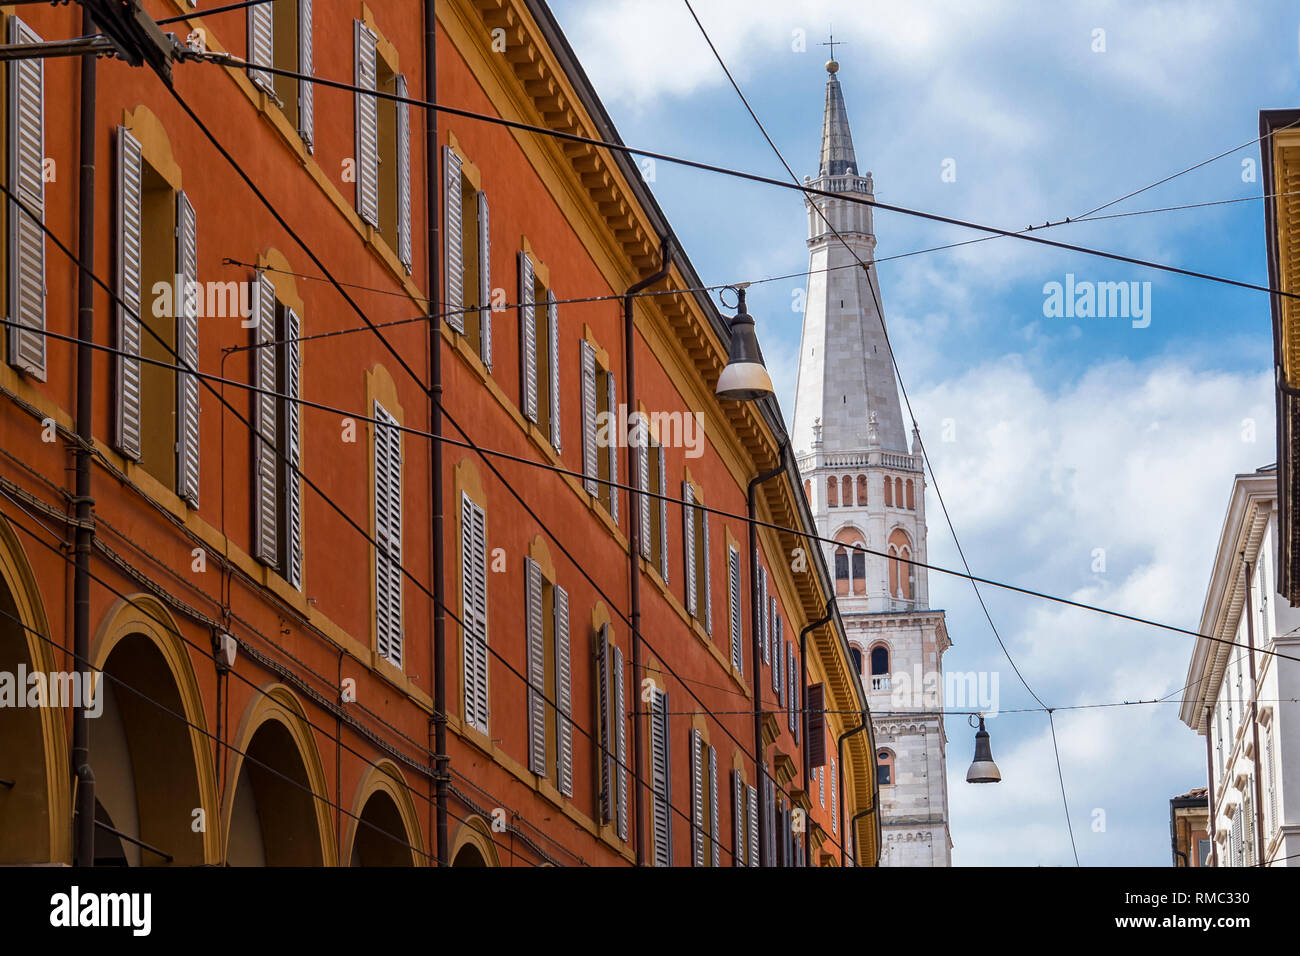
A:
791,56,952,867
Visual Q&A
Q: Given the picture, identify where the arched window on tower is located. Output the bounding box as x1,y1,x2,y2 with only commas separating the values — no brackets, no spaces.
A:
856,474,868,507
849,645,863,674
905,479,915,510
834,528,868,596
869,644,890,691
841,475,852,507
803,478,811,504
888,528,914,604
877,749,895,787
834,545,849,595
894,477,903,508
883,476,892,507
827,476,838,508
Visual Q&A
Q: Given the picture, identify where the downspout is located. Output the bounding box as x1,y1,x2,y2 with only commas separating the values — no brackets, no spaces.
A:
423,0,449,868
837,717,869,867
798,598,834,867
749,447,786,864
72,4,98,868
1204,705,1218,866
624,237,672,866
1244,558,1267,865
1169,799,1188,867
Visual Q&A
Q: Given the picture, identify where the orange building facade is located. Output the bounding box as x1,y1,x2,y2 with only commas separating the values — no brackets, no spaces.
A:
0,0,877,867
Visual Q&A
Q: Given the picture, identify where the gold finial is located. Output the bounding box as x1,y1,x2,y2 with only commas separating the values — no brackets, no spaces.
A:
821,30,842,73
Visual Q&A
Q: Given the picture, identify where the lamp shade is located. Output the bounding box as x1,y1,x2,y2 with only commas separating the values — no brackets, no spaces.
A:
716,288,774,402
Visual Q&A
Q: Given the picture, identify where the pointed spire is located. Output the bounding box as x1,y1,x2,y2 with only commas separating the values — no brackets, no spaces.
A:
819,61,858,178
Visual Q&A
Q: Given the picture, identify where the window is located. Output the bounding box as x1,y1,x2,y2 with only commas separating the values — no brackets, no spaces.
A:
894,477,903,507
1196,838,1210,868
594,623,628,840
460,491,489,734
856,474,867,506
732,766,758,867
834,528,867,596
888,527,915,600
1266,726,1277,837
373,400,402,667
690,728,720,866
830,757,837,835
5,14,46,381
249,271,303,586
517,251,559,448
649,683,672,866
905,478,915,510
786,642,799,738
840,475,851,507
826,476,838,508
524,555,572,796
113,124,201,507
247,0,314,150
580,338,619,522
728,544,743,674
877,749,895,786
682,482,711,634
771,598,782,697
870,644,890,677
442,147,492,367
354,19,411,268
849,645,863,674
883,476,892,507
803,478,811,502
636,420,668,581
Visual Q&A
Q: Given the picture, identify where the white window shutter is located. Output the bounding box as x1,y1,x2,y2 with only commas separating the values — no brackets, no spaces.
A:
354,21,379,228
7,16,45,380
251,272,278,567
460,492,489,733
701,508,712,635
247,1,274,94
175,191,200,508
442,147,464,332
789,644,799,741
555,582,573,797
373,400,402,666
637,421,651,559
579,340,598,494
596,626,613,823
605,372,619,524
709,745,719,867
284,308,303,589
1267,729,1277,836
524,556,546,775
297,0,314,150
731,769,744,866
729,546,742,673
759,566,768,665
657,443,668,581
114,126,144,460
690,729,705,867
651,689,672,866
831,757,837,835
613,643,628,841
547,291,560,451
682,483,697,617
395,74,411,271
746,782,759,868
519,252,538,422
764,773,776,866
772,601,782,697
477,190,492,367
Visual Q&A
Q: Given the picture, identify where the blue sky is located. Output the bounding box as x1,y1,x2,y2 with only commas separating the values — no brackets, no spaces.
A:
547,0,1297,864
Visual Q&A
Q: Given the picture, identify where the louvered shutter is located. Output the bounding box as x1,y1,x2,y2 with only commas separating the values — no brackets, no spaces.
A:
579,340,598,495
732,769,745,866
524,556,546,775
772,604,782,696
251,272,278,566
460,492,489,733
7,16,45,380
477,190,492,367
373,401,402,666
613,643,628,841
682,483,697,617
709,745,719,867
758,566,768,665
1267,729,1277,835
763,773,776,866
831,757,837,834
1230,812,1241,867
596,626,613,824
651,688,672,866
691,729,705,866
297,0,314,150
729,546,742,673
819,765,824,806
114,126,143,460
637,422,651,559
354,21,379,228
700,508,712,634
284,308,303,588
175,191,200,507
395,74,412,271
442,147,464,331
1244,790,1254,866
519,252,538,421
657,444,668,581
247,0,274,94
606,372,619,523
746,783,759,868
789,644,800,741
547,290,560,450
555,583,573,797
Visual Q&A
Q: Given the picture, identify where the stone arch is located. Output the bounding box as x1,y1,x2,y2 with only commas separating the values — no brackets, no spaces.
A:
450,813,500,867
343,760,425,866
0,515,69,864
223,683,335,866
89,594,220,865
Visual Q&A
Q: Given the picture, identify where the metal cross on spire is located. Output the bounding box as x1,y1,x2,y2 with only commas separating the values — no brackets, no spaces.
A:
821,30,843,62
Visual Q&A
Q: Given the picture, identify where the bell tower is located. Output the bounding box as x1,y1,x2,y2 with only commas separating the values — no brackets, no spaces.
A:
791,53,953,866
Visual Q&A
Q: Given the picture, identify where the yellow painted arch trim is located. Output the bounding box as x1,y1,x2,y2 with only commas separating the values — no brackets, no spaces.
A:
342,759,426,866
450,813,501,867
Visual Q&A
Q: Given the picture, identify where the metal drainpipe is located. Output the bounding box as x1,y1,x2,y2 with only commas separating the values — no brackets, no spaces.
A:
72,4,98,868
749,447,786,865
423,0,449,868
1204,705,1218,866
624,238,672,865
798,598,834,867
837,717,869,867
1169,798,1188,867
1244,558,1267,864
